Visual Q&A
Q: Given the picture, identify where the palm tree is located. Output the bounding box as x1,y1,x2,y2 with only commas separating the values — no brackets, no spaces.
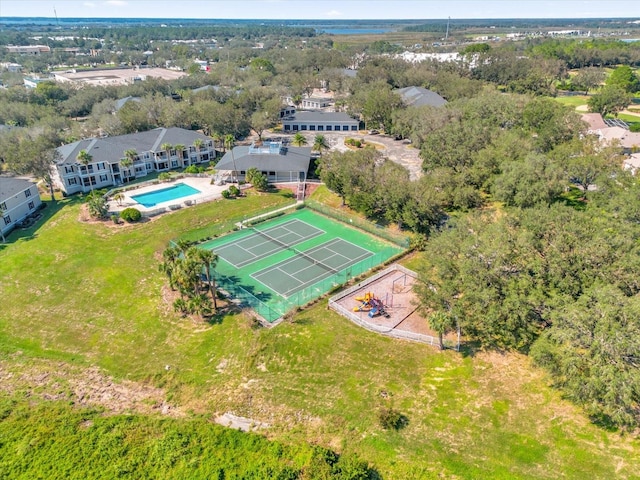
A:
193,139,204,151
159,245,181,291
428,311,455,350
113,192,125,206
224,134,238,183
188,293,213,321
187,246,219,310
121,149,137,183
161,143,173,167
292,132,307,147
76,149,94,192
211,132,222,156
313,134,329,156
174,144,186,167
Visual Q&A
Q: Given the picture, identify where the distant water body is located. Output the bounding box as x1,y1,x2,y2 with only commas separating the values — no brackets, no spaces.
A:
319,28,396,35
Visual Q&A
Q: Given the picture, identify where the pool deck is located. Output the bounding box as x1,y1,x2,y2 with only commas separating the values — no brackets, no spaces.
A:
107,177,230,216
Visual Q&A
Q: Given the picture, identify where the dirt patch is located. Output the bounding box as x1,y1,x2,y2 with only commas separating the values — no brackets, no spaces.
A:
214,412,270,432
273,182,321,199
0,357,182,416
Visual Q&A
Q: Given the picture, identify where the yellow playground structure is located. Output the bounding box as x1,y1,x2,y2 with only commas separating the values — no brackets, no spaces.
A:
353,292,387,317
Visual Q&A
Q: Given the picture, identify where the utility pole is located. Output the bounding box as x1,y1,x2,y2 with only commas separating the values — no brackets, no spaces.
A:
445,16,450,41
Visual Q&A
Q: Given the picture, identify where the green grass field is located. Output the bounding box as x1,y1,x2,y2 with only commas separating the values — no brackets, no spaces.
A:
1,187,639,478
554,95,590,109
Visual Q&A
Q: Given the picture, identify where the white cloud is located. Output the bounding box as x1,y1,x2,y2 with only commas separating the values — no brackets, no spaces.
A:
326,10,342,17
83,2,97,6
104,0,128,6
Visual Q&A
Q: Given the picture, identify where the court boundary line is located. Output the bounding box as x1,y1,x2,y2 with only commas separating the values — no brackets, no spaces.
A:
214,218,326,268
250,238,375,298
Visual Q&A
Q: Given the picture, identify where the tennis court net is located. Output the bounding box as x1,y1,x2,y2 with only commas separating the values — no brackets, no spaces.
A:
251,227,340,275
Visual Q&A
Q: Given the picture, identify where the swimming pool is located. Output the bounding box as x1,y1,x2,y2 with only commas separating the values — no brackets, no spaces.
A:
131,182,201,207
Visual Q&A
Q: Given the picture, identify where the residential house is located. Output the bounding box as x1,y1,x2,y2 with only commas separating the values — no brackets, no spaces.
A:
52,127,215,195
282,111,360,133
581,112,640,154
215,140,311,183
301,97,333,110
0,177,42,236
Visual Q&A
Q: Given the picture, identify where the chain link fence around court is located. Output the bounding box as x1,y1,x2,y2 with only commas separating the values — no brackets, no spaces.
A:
304,199,410,248
216,245,402,323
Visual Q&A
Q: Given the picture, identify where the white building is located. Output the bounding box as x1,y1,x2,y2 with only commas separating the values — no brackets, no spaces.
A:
52,127,215,195
0,177,42,237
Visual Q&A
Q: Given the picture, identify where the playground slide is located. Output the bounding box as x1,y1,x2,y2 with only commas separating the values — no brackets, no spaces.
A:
353,301,372,312
368,308,379,318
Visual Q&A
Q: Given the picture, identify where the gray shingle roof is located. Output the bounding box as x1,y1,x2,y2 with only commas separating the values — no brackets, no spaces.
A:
395,86,447,107
0,177,36,202
55,128,212,165
216,145,312,172
282,111,359,123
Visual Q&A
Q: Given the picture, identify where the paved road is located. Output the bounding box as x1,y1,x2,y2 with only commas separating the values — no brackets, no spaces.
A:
262,131,423,180
328,132,423,180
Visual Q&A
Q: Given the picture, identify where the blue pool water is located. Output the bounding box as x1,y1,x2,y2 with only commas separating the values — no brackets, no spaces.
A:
131,183,201,207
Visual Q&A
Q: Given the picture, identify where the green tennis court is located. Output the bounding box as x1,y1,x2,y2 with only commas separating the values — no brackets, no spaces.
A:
199,208,404,322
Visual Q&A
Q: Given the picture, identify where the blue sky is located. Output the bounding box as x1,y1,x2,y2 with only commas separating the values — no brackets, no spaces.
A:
1,0,639,20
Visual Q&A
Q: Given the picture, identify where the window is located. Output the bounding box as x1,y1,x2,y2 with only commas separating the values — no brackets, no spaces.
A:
318,125,324,131
326,125,332,131
3,215,11,226
261,171,267,176
292,125,299,131
28,201,35,210
201,153,209,161
171,161,178,168
351,125,358,131
301,125,307,131
0,201,6,210
342,125,349,131
25,189,32,198
284,125,291,131
64,165,74,174
240,170,246,175
309,125,316,131
68,178,77,185
99,174,109,182
268,171,275,176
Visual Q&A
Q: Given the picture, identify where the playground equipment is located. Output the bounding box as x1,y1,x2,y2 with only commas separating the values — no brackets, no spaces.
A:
353,292,388,318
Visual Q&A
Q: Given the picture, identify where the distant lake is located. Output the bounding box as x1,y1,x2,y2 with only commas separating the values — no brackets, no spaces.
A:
621,38,640,43
319,28,396,35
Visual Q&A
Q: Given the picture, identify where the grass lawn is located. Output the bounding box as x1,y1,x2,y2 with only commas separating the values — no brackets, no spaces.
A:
1,188,639,478
553,95,589,109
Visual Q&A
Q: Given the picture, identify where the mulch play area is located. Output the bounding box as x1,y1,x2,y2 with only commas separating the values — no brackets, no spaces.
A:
329,264,458,347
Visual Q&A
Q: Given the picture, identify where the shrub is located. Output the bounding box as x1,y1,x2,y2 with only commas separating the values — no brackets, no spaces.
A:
110,213,120,224
630,123,640,132
228,185,240,196
158,172,172,182
378,407,404,430
120,207,142,223
184,165,199,174
221,189,231,199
